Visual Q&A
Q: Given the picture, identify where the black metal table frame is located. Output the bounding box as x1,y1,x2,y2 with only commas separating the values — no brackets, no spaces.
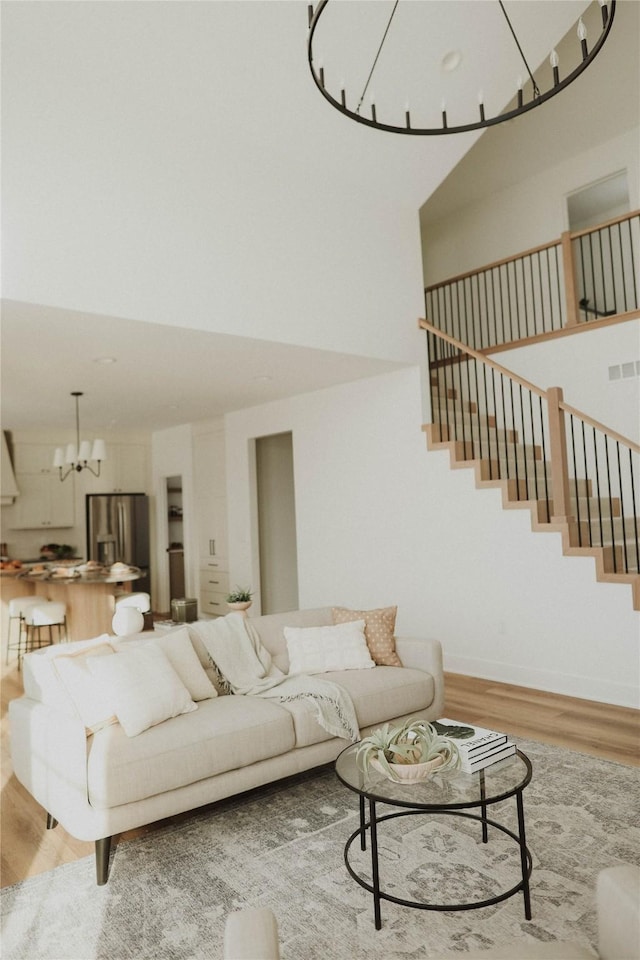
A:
339,749,533,930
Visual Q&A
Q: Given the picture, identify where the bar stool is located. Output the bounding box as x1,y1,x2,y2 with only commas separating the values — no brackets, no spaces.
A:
5,596,42,668
24,601,68,655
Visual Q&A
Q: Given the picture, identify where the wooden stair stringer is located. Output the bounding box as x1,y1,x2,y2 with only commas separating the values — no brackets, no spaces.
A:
423,422,640,610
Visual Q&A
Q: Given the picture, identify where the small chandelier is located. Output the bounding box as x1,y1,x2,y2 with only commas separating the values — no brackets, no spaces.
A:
53,392,106,482
307,0,616,136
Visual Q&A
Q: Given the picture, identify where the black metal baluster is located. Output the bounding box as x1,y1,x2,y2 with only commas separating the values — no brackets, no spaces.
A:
500,264,508,344
539,397,550,522
510,260,521,340
482,361,491,469
627,216,638,309
615,442,628,574
588,232,598,318
554,243,563,329
592,425,602,549
598,228,608,315
491,368,498,480
607,225,617,313
629,448,640,572
490,267,498,346
535,251,543,334
604,435,616,572
528,391,539,502
570,417,583,542
509,379,519,490
518,384,528,497
500,372,508,480
578,237,588,321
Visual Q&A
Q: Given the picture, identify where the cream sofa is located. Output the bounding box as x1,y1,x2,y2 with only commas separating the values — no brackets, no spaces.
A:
9,607,444,884
223,866,640,960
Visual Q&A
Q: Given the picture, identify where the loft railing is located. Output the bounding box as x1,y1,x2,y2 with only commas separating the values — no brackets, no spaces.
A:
421,319,640,576
425,210,639,352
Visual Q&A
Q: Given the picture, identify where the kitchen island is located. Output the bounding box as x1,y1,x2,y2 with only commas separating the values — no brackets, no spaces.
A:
1,567,143,646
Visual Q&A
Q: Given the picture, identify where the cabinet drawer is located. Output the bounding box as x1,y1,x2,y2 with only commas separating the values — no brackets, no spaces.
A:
200,589,228,617
199,570,229,593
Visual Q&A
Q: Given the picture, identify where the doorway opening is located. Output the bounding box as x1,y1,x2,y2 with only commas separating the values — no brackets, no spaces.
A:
255,432,299,615
166,476,185,602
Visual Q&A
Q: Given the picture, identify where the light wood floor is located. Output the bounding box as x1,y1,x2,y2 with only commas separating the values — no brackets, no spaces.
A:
1,663,638,888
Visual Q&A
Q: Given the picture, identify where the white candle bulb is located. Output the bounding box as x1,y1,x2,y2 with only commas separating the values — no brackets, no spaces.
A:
577,18,587,40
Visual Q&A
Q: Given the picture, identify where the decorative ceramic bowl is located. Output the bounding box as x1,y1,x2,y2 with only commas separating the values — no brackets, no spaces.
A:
370,753,445,784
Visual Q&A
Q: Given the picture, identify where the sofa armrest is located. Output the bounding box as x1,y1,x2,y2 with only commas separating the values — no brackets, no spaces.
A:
395,637,445,717
224,907,280,960
9,696,89,824
597,864,640,960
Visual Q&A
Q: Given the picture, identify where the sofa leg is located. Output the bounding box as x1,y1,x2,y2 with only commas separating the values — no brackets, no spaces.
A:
95,837,112,886
46,813,58,830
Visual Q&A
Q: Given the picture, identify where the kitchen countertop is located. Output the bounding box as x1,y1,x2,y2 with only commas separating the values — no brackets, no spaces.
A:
14,566,143,585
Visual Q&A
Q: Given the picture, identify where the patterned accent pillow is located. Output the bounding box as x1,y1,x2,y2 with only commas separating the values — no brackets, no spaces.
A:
331,606,401,667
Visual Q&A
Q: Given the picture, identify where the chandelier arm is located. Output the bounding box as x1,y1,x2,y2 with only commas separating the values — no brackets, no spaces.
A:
498,1,540,98
307,0,616,136
355,0,399,116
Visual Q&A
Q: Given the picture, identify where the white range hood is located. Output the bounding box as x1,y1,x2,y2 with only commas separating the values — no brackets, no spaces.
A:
1,432,20,505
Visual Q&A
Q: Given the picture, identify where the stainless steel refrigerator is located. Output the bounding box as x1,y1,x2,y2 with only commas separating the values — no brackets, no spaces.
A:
86,493,151,597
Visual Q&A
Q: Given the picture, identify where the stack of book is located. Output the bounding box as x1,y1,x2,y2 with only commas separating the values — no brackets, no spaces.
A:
434,718,516,773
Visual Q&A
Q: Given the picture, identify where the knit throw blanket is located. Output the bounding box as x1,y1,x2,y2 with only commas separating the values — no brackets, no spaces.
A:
189,614,360,742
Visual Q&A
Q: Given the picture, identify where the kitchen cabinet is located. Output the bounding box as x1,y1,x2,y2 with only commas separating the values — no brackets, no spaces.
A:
80,443,149,494
7,444,75,529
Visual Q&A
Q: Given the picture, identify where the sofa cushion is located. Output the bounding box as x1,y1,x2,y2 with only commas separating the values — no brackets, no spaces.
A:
250,608,333,673
22,634,114,716
332,605,402,667
325,666,435,730
87,645,197,737
279,666,435,748
284,621,375,675
112,627,218,702
52,644,118,734
87,696,296,808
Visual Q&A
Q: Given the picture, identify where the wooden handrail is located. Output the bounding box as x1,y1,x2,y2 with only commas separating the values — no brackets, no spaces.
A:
419,319,546,399
559,400,640,454
568,208,640,241
420,317,640,453
424,208,640,294
424,237,560,292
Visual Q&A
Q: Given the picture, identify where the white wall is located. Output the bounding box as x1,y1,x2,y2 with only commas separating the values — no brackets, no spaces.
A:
422,127,639,285
498,320,640,443
225,367,639,709
2,0,466,367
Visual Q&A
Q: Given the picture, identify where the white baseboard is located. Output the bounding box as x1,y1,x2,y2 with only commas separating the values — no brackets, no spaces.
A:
444,653,640,710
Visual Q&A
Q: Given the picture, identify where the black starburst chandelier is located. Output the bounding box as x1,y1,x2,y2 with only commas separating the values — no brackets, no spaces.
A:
307,0,616,136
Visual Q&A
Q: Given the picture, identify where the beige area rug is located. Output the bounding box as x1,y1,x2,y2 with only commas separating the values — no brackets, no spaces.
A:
2,737,639,959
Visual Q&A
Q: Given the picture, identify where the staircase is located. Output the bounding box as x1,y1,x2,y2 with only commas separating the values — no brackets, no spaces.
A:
421,321,640,611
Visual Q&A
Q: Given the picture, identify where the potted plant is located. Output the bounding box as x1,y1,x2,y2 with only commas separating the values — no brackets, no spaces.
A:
226,586,253,613
356,719,461,784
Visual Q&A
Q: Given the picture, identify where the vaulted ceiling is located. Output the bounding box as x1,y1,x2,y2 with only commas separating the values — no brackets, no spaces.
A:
2,0,629,435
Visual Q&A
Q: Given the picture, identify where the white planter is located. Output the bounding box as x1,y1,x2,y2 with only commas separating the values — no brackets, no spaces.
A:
370,754,445,784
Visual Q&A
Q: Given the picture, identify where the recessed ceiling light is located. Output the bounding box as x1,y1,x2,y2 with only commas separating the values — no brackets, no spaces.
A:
253,374,273,382
441,50,462,72
93,356,117,364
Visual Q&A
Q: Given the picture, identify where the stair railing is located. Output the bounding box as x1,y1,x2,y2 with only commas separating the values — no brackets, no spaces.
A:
425,210,639,352
421,319,640,575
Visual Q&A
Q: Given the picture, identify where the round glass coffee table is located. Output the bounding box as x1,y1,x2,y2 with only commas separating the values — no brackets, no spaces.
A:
335,742,533,930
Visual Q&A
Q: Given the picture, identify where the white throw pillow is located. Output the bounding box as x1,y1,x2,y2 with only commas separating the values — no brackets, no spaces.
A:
284,620,375,675
87,645,197,737
111,626,217,701
53,643,117,734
